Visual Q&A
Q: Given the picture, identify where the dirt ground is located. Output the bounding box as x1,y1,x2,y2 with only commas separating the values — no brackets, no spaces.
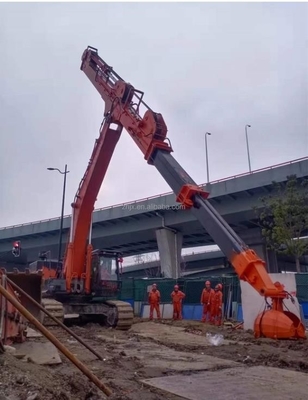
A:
0,318,307,400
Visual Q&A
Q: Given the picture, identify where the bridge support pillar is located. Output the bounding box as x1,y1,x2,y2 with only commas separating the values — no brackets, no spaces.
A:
251,243,279,273
265,248,279,273
155,229,183,279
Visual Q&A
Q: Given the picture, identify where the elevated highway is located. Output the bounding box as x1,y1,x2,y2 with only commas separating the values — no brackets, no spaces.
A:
0,157,307,269
121,249,308,278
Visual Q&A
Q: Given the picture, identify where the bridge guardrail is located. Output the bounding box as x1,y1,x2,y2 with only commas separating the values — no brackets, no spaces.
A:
1,156,307,231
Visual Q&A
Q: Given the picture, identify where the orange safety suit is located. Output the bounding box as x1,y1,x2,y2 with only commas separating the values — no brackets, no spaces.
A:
171,290,185,320
212,289,223,326
200,288,214,322
148,289,161,320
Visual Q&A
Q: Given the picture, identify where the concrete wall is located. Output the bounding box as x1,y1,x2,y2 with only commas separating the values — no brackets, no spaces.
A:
240,273,300,331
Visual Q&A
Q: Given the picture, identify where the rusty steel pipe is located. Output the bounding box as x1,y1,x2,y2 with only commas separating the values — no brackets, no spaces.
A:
0,283,112,397
6,276,103,361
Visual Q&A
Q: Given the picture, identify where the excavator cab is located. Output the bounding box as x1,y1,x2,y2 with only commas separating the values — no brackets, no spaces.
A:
90,250,122,298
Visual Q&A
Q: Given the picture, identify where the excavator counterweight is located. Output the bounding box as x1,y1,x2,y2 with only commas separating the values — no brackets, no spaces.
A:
80,46,306,340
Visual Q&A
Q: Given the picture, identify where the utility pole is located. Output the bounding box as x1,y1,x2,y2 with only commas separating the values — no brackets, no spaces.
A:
47,164,69,263
245,124,252,172
204,132,212,183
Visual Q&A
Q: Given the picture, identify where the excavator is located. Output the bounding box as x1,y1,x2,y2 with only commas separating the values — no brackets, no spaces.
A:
3,45,306,340
73,45,304,340
28,250,130,328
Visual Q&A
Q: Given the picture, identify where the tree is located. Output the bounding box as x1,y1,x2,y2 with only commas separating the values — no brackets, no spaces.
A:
256,175,308,273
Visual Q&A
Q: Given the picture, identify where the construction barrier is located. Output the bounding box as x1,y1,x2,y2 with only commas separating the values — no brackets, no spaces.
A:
120,273,308,324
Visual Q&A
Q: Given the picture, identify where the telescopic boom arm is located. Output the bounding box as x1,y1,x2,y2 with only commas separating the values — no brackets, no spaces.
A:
69,46,305,339
80,46,284,298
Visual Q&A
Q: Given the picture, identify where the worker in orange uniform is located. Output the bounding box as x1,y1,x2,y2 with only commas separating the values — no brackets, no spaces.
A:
200,280,214,323
213,284,223,326
171,285,185,320
148,283,161,320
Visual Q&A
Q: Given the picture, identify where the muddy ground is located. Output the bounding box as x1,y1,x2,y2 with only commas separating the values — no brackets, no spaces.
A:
0,318,307,400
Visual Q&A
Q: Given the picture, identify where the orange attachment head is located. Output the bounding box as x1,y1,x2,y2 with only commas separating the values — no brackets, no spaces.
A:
254,308,306,340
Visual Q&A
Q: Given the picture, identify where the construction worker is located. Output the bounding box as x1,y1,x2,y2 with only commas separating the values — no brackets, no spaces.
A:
200,280,214,323
148,283,161,320
213,283,223,326
171,285,185,320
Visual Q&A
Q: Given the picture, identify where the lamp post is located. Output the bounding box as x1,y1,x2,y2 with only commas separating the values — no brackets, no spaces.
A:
204,132,212,184
47,164,69,263
245,124,252,172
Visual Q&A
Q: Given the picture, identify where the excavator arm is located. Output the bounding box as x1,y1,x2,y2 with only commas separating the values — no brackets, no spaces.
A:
79,46,305,339
63,117,123,293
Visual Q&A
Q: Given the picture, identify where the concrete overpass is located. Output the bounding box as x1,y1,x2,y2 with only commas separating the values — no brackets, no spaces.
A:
120,249,308,278
0,157,307,275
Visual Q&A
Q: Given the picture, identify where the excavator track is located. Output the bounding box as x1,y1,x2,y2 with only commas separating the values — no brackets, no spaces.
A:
105,300,134,330
41,298,65,326
39,296,133,329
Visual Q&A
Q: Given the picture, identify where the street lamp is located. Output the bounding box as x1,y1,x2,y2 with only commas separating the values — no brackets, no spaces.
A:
245,124,252,173
47,164,69,263
204,132,212,184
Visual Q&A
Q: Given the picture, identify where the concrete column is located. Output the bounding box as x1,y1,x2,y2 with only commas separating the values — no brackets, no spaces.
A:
248,243,279,273
265,248,279,273
155,228,183,279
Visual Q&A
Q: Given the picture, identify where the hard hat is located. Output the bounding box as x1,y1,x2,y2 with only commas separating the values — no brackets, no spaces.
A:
174,285,179,289
205,280,210,285
152,283,157,287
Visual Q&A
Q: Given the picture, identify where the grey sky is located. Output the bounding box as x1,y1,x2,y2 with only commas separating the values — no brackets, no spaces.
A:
0,2,307,228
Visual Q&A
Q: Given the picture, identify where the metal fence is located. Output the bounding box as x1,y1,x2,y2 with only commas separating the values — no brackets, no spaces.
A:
120,273,308,306
120,275,242,306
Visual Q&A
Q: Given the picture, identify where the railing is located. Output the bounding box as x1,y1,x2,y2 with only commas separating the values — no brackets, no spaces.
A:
1,156,307,231
123,247,221,266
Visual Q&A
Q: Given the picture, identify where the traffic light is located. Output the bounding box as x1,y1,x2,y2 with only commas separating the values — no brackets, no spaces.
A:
12,240,21,257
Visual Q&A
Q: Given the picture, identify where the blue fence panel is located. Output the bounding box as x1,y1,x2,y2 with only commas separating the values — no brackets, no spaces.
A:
237,304,243,322
182,305,194,320
122,298,134,308
300,302,308,319
193,305,203,320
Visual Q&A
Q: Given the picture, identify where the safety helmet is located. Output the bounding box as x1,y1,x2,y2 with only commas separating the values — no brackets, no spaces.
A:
152,283,157,287
174,285,179,290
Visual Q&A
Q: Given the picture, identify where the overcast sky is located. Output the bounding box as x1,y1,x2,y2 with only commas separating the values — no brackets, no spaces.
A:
0,2,307,228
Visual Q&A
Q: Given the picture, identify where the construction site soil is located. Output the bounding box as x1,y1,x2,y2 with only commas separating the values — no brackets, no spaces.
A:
1,318,307,400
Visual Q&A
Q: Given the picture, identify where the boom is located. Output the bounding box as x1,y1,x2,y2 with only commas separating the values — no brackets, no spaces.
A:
76,46,305,339
80,46,282,296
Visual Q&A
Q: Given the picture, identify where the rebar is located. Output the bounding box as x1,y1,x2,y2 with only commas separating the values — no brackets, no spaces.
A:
0,283,112,397
6,276,103,361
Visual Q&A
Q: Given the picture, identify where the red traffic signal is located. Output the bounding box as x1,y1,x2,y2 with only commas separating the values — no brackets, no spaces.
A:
12,240,21,257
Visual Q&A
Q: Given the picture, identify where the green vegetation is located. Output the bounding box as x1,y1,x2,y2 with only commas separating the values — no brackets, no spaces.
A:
257,175,308,272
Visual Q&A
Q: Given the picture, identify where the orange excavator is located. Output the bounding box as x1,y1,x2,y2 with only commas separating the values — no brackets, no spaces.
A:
70,45,304,340
3,46,305,340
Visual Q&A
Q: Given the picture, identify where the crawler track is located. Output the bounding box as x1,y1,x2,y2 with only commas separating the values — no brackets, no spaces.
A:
41,298,133,330
41,298,64,326
106,300,134,330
